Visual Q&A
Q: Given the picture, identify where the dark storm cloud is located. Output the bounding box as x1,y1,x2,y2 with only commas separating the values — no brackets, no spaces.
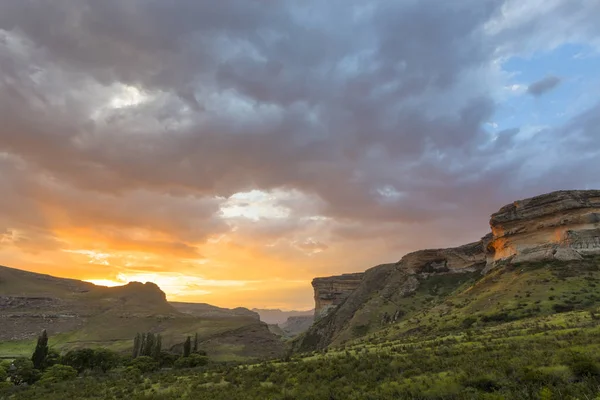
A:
0,0,598,258
527,76,561,96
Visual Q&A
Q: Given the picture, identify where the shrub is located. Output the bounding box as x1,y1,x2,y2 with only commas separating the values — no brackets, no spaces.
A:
570,359,600,379
39,364,78,384
462,316,477,328
174,354,209,369
462,375,502,392
8,358,40,385
130,356,159,373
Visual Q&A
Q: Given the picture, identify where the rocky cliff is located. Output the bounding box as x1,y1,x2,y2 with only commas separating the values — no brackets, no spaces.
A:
485,190,600,272
312,273,364,318
298,190,600,351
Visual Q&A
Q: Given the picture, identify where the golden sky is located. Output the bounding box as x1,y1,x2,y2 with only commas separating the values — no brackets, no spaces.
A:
1,1,596,309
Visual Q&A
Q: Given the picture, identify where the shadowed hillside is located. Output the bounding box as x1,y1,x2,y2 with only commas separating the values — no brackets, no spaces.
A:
0,265,285,361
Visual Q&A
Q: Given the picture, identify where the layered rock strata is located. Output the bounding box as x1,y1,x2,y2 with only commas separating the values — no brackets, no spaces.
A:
485,190,600,272
312,273,364,318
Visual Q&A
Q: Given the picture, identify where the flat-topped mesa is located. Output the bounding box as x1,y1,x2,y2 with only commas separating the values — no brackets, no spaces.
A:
312,273,364,318
485,190,600,272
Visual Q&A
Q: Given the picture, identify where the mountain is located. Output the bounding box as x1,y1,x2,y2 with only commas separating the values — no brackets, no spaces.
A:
279,315,314,337
296,190,600,351
252,308,314,325
0,265,285,361
171,302,259,320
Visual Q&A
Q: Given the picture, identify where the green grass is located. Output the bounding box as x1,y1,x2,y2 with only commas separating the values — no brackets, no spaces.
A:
4,308,600,399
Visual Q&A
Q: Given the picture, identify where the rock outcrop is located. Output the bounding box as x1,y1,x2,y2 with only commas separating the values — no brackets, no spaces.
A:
280,315,314,337
298,190,600,351
312,273,364,318
485,190,600,273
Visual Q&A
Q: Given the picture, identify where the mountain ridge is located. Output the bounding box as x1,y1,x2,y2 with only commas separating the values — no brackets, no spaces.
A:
296,189,600,351
0,264,285,361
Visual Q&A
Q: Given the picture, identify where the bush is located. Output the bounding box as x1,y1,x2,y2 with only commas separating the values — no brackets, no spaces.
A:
570,359,600,379
0,366,7,382
39,364,78,384
174,354,209,369
462,316,477,328
130,356,159,373
463,375,502,392
8,358,40,385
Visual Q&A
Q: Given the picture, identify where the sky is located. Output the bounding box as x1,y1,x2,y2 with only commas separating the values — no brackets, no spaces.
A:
0,0,599,310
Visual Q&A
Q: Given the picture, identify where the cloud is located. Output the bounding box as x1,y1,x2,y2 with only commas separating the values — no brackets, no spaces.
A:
0,0,598,307
527,75,562,96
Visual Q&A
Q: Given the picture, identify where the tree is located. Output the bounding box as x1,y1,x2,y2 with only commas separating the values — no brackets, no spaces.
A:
61,348,95,373
142,333,155,357
132,333,141,359
45,349,61,368
0,365,7,383
183,336,192,357
39,364,77,383
193,333,199,353
93,349,121,373
8,358,40,385
153,334,162,360
130,356,159,373
31,329,49,370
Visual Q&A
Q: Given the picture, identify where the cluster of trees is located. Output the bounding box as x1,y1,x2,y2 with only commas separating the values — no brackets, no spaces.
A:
0,330,211,391
132,332,162,359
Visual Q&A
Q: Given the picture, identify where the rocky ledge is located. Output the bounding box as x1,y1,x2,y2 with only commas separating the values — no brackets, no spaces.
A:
485,190,600,272
312,273,364,318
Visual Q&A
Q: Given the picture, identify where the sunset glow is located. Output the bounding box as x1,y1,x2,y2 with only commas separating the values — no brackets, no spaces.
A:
1,0,599,310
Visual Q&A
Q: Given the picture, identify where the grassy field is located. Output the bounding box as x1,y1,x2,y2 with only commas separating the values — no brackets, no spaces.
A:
3,308,600,399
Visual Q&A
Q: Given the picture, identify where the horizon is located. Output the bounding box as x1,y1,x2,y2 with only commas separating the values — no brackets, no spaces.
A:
1,1,599,309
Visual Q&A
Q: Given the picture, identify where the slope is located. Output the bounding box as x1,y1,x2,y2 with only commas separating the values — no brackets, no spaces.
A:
0,265,284,361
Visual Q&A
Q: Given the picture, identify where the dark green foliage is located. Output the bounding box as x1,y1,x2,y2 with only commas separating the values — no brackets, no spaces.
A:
0,365,7,382
462,375,502,392
61,348,95,373
183,336,192,357
132,333,141,358
154,334,162,359
45,349,61,368
193,332,199,353
92,348,121,373
569,355,600,379
31,329,49,370
480,312,517,323
552,303,575,313
39,365,77,384
157,351,179,368
143,332,155,357
130,356,159,373
132,332,163,359
61,348,120,373
461,316,477,328
174,354,208,369
8,358,40,385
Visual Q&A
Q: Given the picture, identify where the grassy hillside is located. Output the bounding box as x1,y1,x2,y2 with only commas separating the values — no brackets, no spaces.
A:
0,265,284,361
297,256,600,351
4,308,600,399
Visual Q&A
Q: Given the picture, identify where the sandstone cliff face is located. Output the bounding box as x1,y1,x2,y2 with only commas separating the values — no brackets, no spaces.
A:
298,240,487,350
485,190,600,273
312,273,364,318
299,190,600,351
